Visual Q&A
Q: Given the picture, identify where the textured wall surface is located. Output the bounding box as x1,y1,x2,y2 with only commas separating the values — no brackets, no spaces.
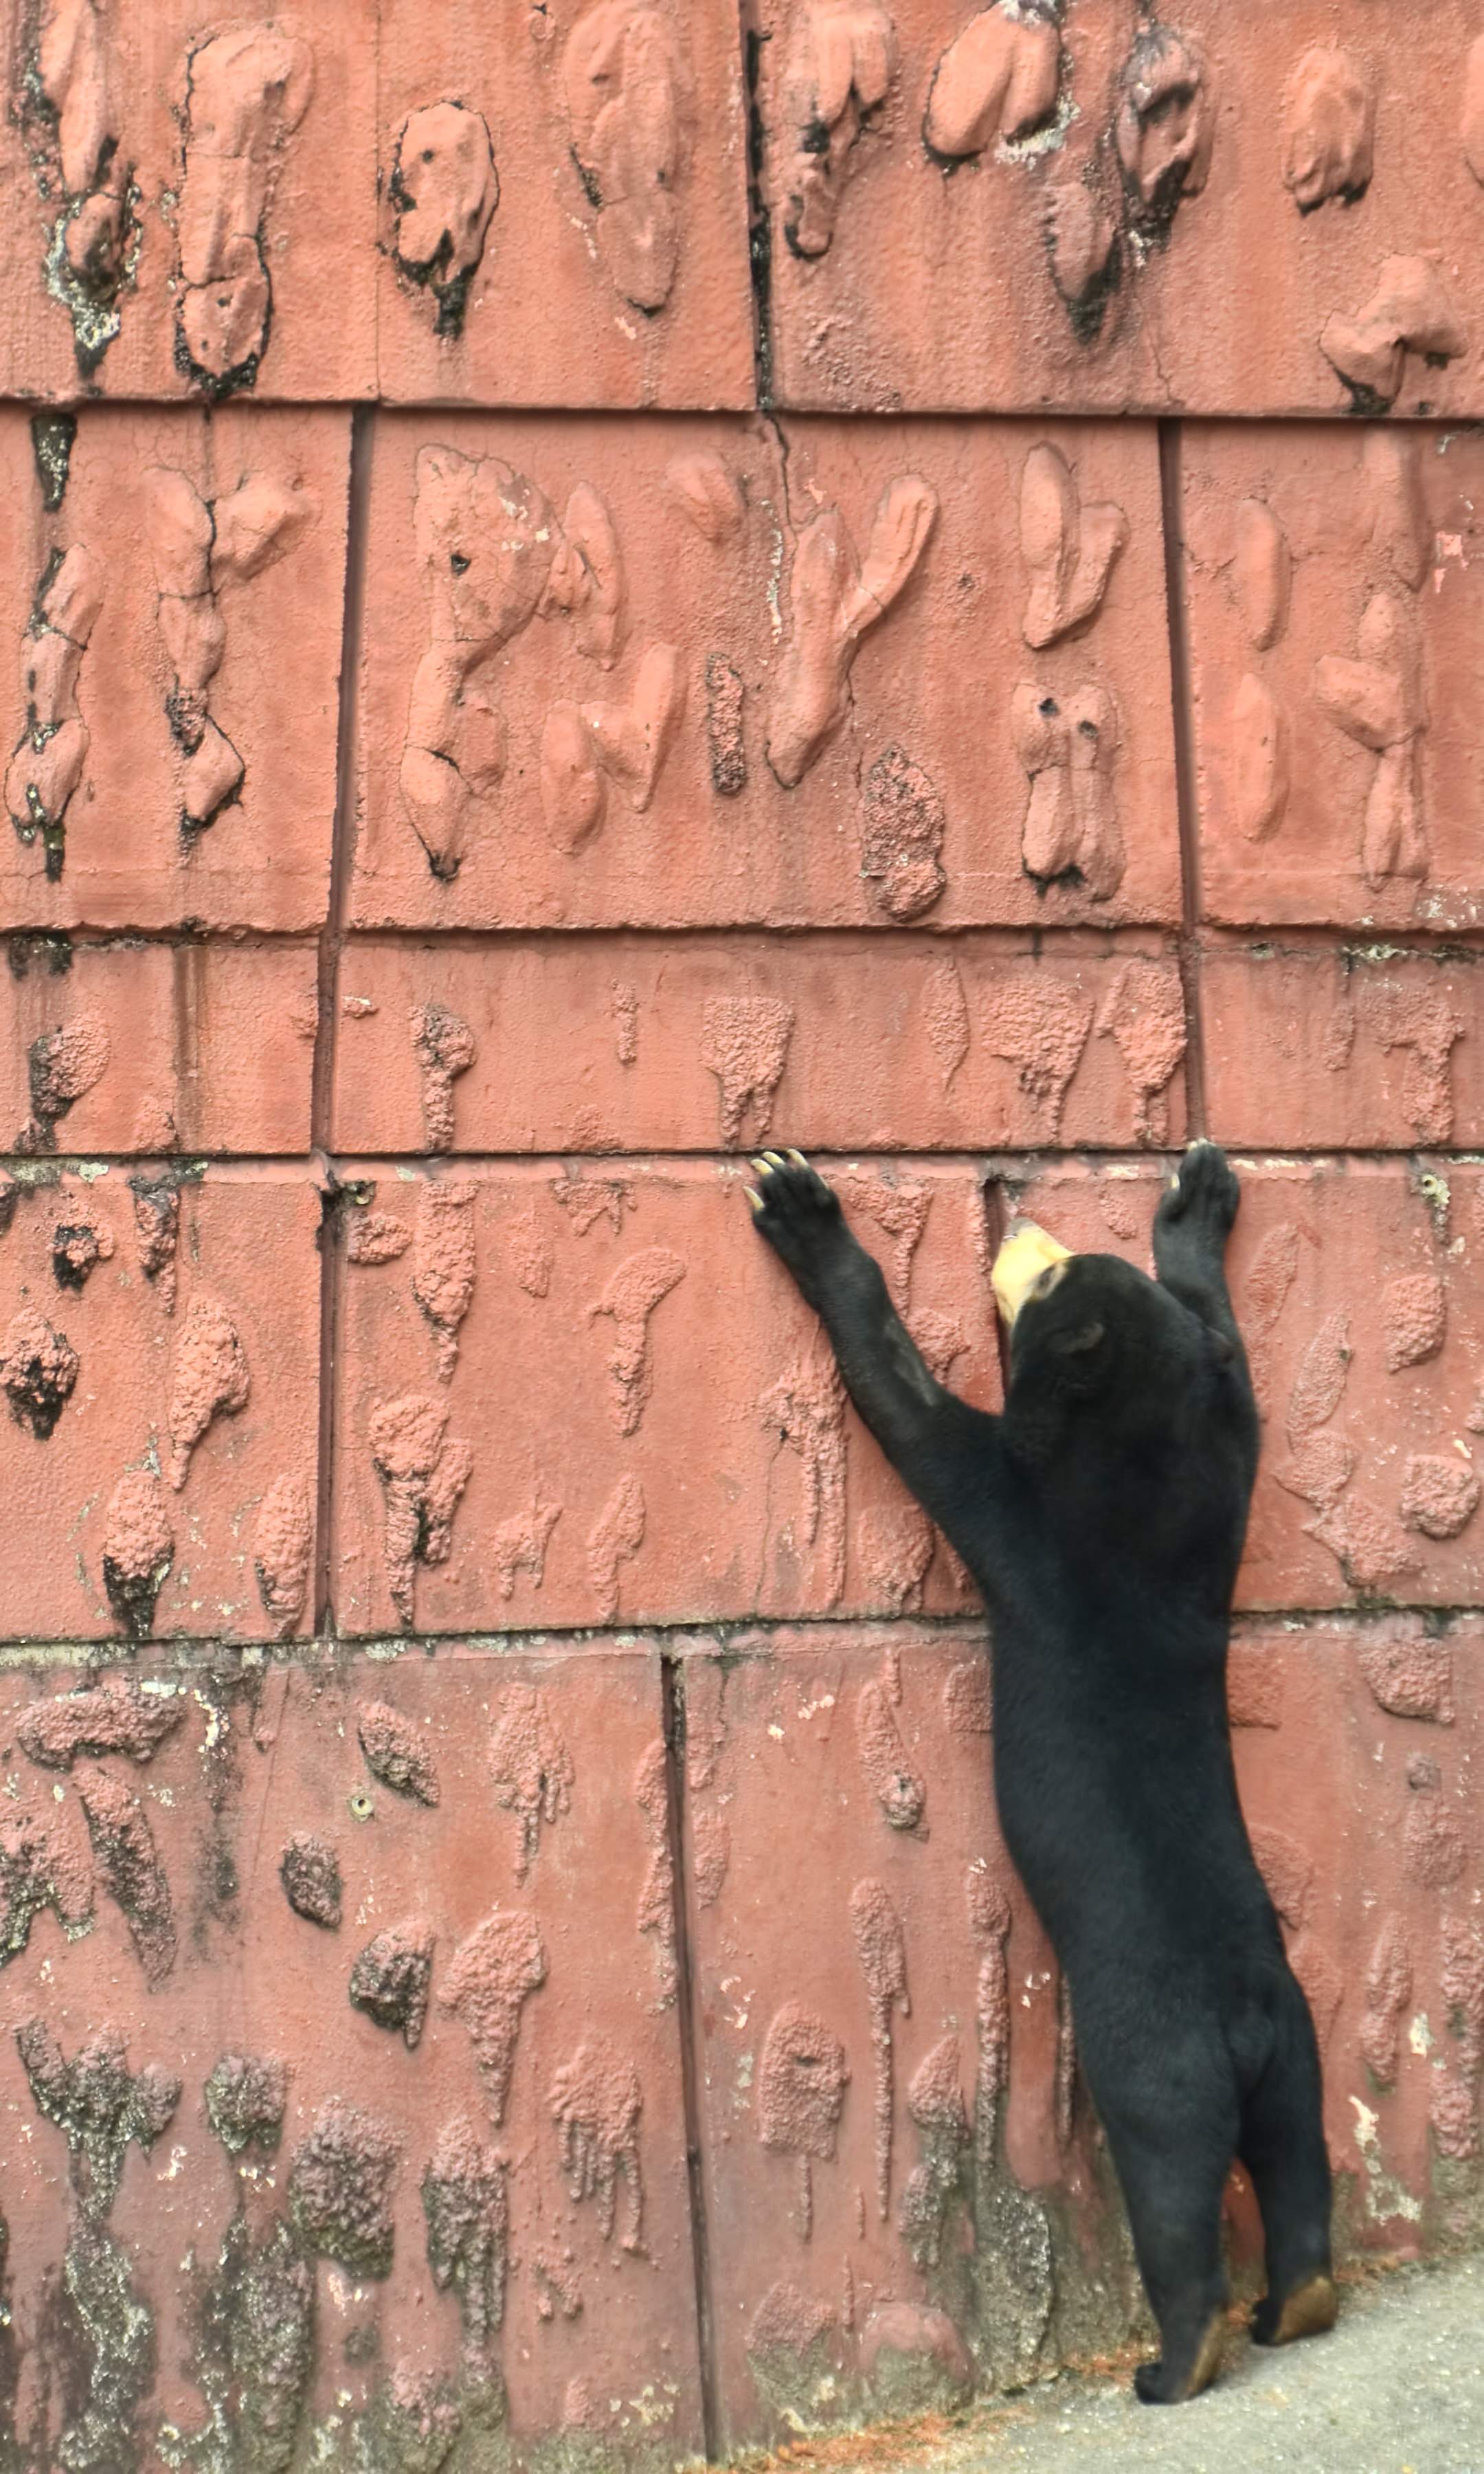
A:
1,1,1483,2466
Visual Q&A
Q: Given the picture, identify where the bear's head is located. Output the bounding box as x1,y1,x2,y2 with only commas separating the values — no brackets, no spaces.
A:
992,1220,1196,1409
990,1215,1253,1584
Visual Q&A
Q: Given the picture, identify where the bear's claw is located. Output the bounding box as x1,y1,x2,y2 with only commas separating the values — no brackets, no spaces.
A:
1156,1138,1239,1236
745,1148,843,1274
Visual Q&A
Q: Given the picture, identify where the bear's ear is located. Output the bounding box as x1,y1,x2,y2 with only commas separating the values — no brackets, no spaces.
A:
1055,1319,1104,1356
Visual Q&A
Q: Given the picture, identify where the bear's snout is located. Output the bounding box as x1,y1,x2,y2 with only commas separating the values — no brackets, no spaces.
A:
991,1221,1072,1326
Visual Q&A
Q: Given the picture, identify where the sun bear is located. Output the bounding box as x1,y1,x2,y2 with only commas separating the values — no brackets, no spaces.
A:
746,1139,1335,2403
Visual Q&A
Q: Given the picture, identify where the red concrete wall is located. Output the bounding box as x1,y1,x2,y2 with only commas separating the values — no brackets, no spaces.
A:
0,3,1482,2466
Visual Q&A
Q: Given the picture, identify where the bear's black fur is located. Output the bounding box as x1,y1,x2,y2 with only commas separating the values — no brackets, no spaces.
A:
747,1140,1334,2403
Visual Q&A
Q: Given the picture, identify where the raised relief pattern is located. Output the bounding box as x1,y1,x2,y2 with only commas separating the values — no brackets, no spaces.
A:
19,0,140,373
1114,23,1212,247
586,1246,686,1435
1281,47,1373,212
99,1466,174,1638
1466,34,1484,184
767,478,936,788
411,1001,476,1151
1019,443,1127,651
549,2038,645,2253
146,465,318,836
1313,592,1427,888
783,1,897,259
850,1874,908,2222
588,1473,646,1620
1321,258,1467,414
488,1682,574,1881
167,1295,249,1491
758,2001,848,2240
402,448,546,880
20,1007,110,1152
1013,682,1123,899
701,994,794,1147
761,1349,847,1606
1230,496,1292,843
923,2,1061,163
1095,958,1186,1146
564,1,685,313
859,746,946,922
442,1908,547,2124
174,23,315,394
390,102,499,338
412,1180,477,1381
7,544,104,882
368,1395,473,1628
985,974,1092,1144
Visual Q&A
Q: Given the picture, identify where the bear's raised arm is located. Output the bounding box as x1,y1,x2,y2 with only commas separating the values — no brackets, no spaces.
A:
1151,1138,1246,1360
745,1150,1002,1537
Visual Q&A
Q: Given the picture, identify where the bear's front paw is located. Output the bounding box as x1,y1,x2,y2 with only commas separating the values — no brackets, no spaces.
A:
1156,1139,1240,1239
745,1150,844,1282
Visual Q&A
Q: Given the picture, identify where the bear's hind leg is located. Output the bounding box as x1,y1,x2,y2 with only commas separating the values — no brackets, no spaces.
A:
1125,2174,1231,2403
1240,1983,1336,2349
1100,2095,1237,2404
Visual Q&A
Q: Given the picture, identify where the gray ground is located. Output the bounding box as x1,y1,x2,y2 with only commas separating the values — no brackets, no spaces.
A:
816,2256,1484,2474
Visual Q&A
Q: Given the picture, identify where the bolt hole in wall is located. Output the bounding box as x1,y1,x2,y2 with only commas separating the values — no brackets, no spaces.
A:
0,0,1482,2465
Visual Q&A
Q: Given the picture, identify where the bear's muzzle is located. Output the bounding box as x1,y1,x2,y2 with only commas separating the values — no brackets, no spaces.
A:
992,1221,1072,1326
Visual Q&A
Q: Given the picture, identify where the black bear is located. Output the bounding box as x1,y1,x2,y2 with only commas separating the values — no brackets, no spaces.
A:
747,1139,1334,2403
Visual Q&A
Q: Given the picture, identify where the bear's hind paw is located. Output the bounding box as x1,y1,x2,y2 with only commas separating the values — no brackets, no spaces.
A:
1132,2310,1226,2405
1251,2273,1337,2348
